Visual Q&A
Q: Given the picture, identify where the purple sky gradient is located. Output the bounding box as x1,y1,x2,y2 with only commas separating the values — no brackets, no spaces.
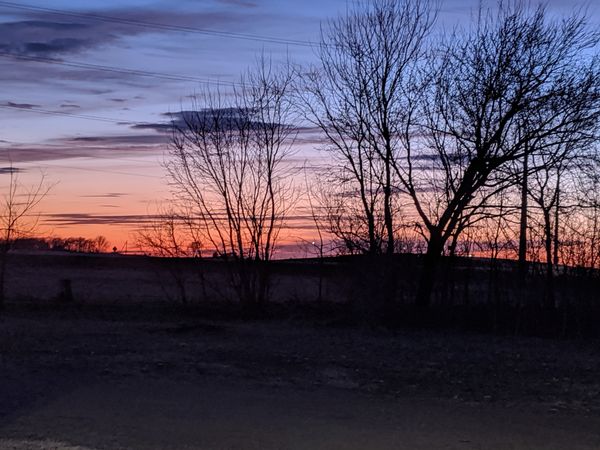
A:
0,0,597,250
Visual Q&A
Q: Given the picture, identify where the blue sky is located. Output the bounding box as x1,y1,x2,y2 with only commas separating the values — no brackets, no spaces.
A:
0,0,597,249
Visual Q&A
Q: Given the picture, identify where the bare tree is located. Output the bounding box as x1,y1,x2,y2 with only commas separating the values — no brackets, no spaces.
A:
137,205,200,259
136,205,203,304
400,4,600,307
311,168,386,254
0,167,49,308
569,165,600,270
296,164,334,302
527,149,569,307
94,235,110,253
50,235,111,253
300,0,435,256
474,191,519,310
166,56,297,307
513,56,600,305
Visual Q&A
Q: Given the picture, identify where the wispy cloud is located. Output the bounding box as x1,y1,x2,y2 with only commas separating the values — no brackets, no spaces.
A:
67,135,167,145
43,212,156,226
0,133,167,163
130,108,308,134
218,0,258,8
0,166,25,174
80,192,127,199
130,123,173,132
0,7,265,59
3,101,41,109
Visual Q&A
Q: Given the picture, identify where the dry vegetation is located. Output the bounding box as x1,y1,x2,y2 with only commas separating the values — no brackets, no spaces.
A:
1,252,600,415
1,252,600,448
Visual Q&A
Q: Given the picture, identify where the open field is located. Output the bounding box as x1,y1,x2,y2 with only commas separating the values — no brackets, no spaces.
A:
3,252,337,305
5,251,600,336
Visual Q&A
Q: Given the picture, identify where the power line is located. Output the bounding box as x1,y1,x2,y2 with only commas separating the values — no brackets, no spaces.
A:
0,104,317,140
0,103,130,124
40,162,163,179
1,144,163,166
0,104,171,166
0,104,170,171
0,146,164,178
0,103,171,128
0,1,318,48
0,104,318,170
26,160,164,179
0,98,318,173
1,141,165,178
0,51,243,87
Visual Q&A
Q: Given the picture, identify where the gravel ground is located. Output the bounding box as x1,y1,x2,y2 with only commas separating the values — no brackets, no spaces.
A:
1,305,600,449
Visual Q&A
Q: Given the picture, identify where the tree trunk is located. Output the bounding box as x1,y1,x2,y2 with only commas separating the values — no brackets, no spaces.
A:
382,254,398,316
384,152,395,256
367,211,378,255
553,172,561,268
0,256,5,310
415,232,444,309
384,184,394,256
543,209,555,310
518,154,529,282
0,246,8,310
257,261,270,307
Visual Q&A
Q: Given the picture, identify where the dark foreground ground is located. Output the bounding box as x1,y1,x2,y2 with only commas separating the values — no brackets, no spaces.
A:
1,304,600,449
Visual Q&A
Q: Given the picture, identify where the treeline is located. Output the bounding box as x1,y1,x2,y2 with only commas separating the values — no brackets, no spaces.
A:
135,0,600,329
9,236,110,253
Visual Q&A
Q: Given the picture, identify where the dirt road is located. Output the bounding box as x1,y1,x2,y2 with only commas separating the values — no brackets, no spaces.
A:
3,377,600,450
1,307,600,449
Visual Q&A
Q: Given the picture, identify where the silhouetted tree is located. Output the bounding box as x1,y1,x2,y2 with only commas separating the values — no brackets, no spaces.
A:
166,56,297,307
136,206,201,304
403,4,600,308
49,235,111,253
300,0,435,256
0,168,49,308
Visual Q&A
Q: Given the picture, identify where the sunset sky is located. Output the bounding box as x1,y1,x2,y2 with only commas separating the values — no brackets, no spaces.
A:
1,0,597,253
